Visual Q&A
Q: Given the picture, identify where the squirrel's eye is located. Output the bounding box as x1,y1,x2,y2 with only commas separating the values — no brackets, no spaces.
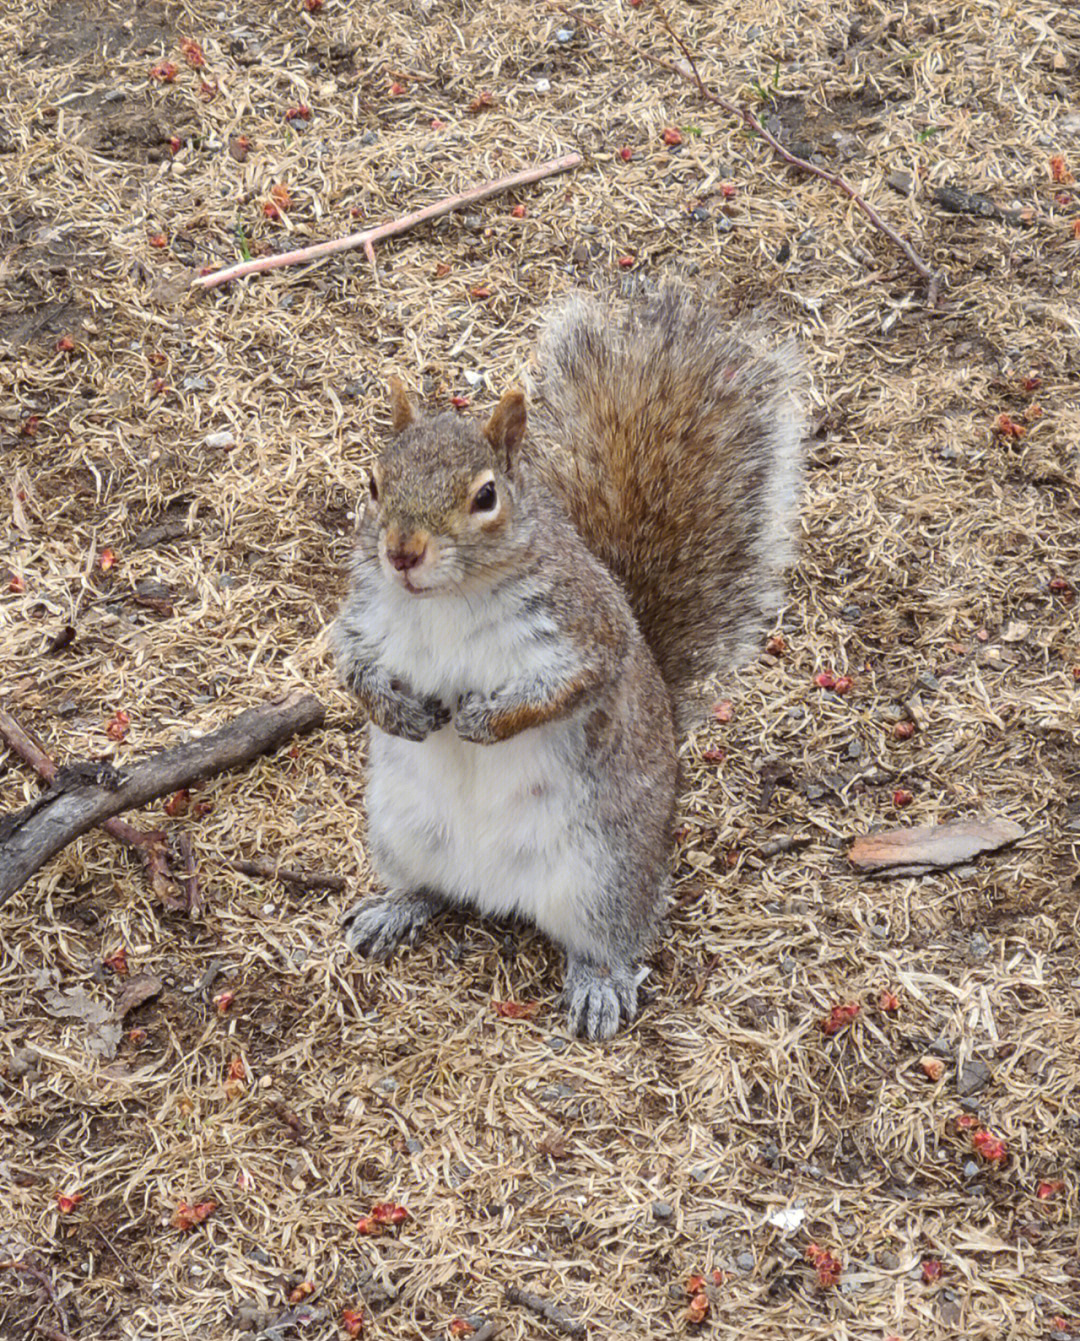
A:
368,474,379,503
471,481,497,513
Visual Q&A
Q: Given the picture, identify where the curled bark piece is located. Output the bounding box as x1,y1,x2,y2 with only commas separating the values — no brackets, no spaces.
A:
847,819,1025,876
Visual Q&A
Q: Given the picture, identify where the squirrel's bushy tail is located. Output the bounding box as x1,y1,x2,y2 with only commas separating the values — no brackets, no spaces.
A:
527,283,805,726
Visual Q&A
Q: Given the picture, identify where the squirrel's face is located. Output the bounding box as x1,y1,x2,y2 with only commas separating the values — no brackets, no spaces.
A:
361,382,528,597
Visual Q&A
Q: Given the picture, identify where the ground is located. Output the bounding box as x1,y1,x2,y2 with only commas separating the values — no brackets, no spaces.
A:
1,0,1079,1338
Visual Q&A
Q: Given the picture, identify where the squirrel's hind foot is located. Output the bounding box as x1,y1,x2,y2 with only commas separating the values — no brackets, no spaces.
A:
341,888,443,962
564,954,642,1041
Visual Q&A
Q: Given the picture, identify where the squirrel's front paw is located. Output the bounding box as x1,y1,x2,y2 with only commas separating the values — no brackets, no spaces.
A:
341,889,443,961
371,684,450,742
453,691,502,745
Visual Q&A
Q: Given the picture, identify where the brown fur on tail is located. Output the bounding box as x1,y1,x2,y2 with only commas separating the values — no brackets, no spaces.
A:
525,283,805,725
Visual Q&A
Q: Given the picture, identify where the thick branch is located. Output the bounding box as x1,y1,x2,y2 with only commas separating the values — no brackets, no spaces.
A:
0,707,175,890
558,4,942,295
194,153,583,289
0,693,325,907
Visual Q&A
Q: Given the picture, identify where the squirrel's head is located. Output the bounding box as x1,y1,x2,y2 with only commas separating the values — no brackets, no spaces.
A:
361,378,528,596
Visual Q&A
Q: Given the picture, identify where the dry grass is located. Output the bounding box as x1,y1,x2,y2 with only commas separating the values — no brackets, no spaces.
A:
2,1,1080,1338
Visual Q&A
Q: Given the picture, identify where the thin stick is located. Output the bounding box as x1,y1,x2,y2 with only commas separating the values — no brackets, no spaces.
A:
0,692,326,907
0,1259,72,1338
228,857,347,892
557,5,942,296
178,832,202,914
505,1286,586,1338
194,153,584,290
0,708,176,892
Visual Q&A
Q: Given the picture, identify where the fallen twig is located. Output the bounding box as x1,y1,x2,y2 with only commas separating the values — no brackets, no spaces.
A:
556,4,942,299
757,834,812,859
0,692,326,907
0,707,177,900
194,153,583,290
505,1286,586,1339
227,857,347,892
932,184,1030,227
178,832,202,915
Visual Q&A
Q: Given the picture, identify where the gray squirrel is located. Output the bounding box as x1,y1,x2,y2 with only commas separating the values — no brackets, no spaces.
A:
330,284,804,1038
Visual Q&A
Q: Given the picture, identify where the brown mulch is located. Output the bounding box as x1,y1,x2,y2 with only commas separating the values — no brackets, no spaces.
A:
2,1,1079,1339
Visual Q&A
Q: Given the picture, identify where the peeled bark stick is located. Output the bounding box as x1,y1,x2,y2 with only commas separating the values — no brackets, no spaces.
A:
194,153,584,290
0,692,325,908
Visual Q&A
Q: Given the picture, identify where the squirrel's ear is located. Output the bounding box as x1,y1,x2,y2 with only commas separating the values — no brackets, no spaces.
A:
387,376,417,433
485,389,527,468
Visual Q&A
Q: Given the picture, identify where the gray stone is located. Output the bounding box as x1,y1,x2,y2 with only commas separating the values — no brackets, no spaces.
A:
957,1059,992,1096
917,670,941,692
652,1200,674,1220
886,170,914,195
963,1160,980,1178
841,603,862,622
736,1251,755,1271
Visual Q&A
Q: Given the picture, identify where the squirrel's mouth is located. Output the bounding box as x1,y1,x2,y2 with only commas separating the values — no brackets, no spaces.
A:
399,572,433,596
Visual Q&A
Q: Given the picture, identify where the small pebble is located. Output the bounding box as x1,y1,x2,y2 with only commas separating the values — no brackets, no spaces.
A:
361,130,378,145
736,1251,755,1271
535,78,551,94
204,429,235,449
651,1200,673,1220
555,27,574,43
963,1160,980,1178
841,603,862,622
957,1059,992,1096
9,1048,38,1079
690,206,710,222
968,932,991,961
55,699,78,717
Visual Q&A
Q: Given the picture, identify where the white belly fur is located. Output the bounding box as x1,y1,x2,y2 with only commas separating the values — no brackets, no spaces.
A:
356,579,613,957
367,719,607,958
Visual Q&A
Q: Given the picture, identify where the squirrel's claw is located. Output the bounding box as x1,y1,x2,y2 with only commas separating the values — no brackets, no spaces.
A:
564,955,640,1040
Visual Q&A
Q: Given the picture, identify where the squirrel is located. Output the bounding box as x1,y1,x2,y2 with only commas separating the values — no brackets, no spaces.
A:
330,283,804,1039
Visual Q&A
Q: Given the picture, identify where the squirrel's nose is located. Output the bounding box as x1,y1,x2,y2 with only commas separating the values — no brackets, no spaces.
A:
388,545,426,572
